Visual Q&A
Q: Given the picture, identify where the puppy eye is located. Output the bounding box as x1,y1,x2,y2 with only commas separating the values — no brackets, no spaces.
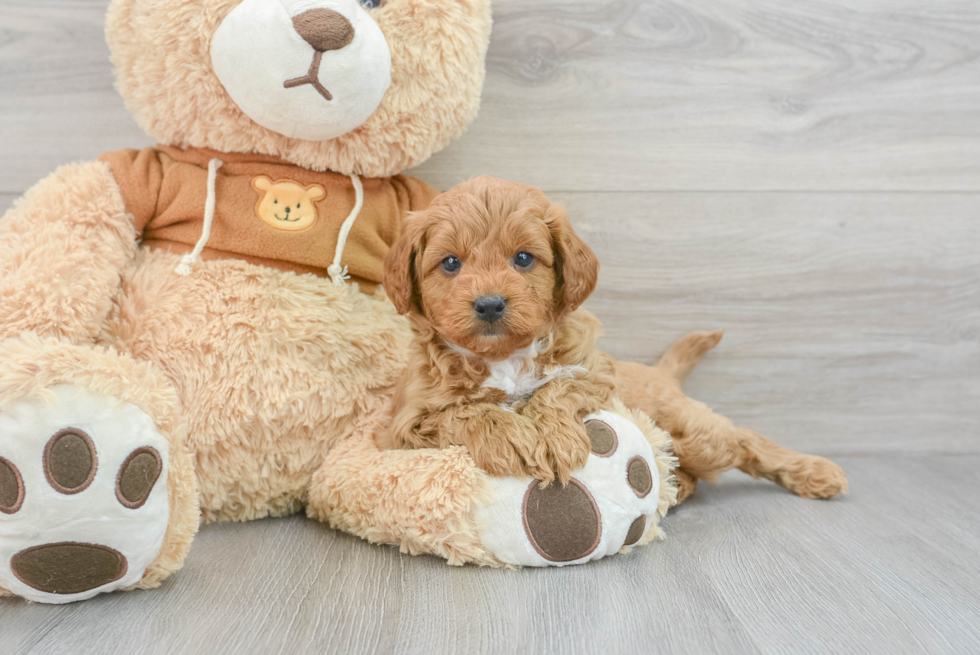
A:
514,252,535,269
297,203,301,208
273,199,278,204
441,255,462,274
359,0,386,8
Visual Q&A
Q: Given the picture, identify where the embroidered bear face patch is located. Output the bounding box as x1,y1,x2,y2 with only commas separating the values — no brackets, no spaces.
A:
251,175,325,231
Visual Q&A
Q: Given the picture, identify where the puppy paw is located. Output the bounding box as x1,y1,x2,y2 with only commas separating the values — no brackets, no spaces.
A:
466,411,537,479
780,455,848,499
475,410,666,566
531,420,591,486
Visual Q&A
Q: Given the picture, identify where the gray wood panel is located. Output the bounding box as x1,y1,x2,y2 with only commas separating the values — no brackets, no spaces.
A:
417,0,980,191
571,191,980,454
3,455,980,655
2,1,980,193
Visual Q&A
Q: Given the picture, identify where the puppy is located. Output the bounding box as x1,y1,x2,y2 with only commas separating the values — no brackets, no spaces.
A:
381,176,615,484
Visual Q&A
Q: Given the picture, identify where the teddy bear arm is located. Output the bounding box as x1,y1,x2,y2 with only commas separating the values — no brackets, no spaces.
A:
307,415,501,566
0,160,140,344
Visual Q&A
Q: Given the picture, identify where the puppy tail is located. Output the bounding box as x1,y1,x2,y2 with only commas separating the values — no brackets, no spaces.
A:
655,331,724,383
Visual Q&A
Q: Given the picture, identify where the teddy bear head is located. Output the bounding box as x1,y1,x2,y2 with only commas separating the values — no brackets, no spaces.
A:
106,0,492,177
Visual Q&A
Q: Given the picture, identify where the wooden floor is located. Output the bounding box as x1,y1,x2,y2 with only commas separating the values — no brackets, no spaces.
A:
1,0,978,653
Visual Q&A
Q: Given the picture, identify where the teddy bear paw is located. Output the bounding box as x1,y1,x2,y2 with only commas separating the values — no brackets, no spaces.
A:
0,385,170,603
475,409,664,566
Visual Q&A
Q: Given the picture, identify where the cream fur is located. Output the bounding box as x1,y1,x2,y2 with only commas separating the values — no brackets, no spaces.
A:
308,407,500,566
106,0,492,177
101,248,413,522
0,160,135,344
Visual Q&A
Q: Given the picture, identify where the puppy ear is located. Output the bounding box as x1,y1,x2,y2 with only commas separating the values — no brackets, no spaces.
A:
384,216,425,315
546,203,599,313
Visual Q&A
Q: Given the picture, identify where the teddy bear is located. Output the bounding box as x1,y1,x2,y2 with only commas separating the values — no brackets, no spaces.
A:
0,0,847,604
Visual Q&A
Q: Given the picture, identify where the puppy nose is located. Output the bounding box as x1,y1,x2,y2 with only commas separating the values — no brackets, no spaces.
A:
292,8,355,52
473,296,507,324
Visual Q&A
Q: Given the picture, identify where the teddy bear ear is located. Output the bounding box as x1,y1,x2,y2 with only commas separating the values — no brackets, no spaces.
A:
307,185,326,201
252,175,272,191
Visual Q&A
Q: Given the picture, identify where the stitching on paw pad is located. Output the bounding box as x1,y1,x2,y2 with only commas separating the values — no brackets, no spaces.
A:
522,479,602,562
11,542,128,595
627,456,653,498
0,457,25,514
623,515,646,546
585,419,618,457
116,447,163,509
43,428,98,495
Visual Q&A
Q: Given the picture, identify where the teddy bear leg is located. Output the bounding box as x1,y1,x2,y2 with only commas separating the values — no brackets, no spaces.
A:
0,334,199,603
614,332,848,500
307,411,501,566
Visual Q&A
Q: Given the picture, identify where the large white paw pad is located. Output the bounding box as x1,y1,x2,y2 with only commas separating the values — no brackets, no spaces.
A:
478,410,663,567
0,385,170,604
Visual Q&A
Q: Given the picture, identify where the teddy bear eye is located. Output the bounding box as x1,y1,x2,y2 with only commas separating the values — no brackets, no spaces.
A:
297,203,301,209
359,0,386,8
273,199,278,204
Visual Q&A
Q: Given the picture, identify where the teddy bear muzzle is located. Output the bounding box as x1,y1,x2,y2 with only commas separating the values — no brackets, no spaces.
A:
211,0,391,141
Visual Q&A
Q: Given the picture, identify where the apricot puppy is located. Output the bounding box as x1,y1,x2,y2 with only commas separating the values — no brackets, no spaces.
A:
381,176,614,484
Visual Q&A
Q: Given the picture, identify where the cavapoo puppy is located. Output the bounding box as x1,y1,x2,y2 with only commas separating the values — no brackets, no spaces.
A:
380,176,616,484
381,175,848,501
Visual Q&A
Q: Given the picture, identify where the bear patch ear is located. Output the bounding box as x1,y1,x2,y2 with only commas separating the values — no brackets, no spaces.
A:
252,175,272,192
307,185,326,201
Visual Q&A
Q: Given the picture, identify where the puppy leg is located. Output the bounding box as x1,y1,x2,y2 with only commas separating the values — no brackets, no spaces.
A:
674,468,698,504
613,332,847,500
662,395,847,499
424,404,540,480
521,376,612,485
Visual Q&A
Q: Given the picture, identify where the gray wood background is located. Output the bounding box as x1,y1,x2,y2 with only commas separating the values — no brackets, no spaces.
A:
1,0,978,653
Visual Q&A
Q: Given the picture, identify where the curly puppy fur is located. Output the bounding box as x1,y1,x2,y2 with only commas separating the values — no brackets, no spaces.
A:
383,176,849,502
381,176,616,484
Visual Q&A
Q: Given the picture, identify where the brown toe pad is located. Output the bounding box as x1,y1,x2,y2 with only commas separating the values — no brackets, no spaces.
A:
522,479,602,562
43,428,97,495
0,457,25,514
116,447,163,509
11,542,128,595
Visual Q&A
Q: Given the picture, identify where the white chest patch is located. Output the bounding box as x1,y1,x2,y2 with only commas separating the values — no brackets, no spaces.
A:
447,339,586,408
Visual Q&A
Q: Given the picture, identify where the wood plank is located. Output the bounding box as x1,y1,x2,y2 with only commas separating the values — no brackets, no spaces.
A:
413,0,980,191
0,0,152,194
2,1,979,193
2,455,978,654
568,191,980,454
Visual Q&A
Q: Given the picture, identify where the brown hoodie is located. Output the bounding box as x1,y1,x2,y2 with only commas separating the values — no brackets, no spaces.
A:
100,145,440,290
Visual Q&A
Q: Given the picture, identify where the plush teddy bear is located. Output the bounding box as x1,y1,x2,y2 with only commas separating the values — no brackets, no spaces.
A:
0,0,847,604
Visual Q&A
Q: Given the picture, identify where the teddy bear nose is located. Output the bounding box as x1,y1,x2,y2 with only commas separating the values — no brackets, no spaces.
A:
292,8,355,53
